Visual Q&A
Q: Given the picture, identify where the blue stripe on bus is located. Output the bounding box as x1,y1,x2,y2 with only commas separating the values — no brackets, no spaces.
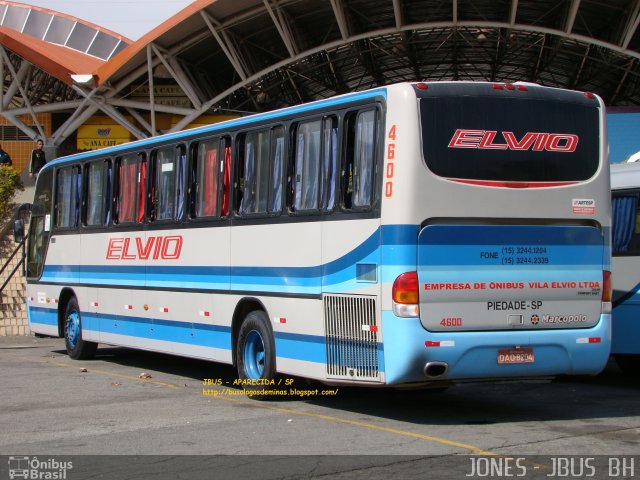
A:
613,282,640,308
29,306,337,365
28,305,384,368
40,224,420,289
28,306,57,326
419,245,604,266
87,314,233,350
419,225,604,246
418,225,603,267
274,331,327,364
39,224,604,291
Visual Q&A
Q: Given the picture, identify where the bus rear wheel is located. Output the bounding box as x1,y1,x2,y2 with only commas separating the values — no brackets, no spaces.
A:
64,296,97,360
236,311,276,394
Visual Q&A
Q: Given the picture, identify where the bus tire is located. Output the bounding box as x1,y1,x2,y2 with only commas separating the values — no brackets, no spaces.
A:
236,310,276,395
64,296,97,360
615,354,640,376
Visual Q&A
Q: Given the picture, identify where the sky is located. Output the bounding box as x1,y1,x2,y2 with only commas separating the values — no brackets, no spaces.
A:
608,113,640,163
12,0,194,40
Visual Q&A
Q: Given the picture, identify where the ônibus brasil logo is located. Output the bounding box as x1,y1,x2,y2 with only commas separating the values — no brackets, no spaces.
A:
448,129,579,152
7,456,73,479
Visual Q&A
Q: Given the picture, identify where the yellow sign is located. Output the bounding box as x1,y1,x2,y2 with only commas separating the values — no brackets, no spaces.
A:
77,124,131,150
78,138,130,149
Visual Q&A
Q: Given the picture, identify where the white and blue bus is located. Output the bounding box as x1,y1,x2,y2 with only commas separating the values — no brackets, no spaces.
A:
610,161,640,375
20,82,612,390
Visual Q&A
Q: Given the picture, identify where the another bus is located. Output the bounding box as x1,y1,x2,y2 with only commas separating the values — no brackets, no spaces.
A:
19,82,612,390
610,161,640,375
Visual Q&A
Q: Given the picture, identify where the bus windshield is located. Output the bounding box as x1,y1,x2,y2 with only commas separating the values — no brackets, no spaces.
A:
419,90,600,182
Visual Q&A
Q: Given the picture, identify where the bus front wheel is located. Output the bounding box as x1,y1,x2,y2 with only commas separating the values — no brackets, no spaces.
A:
236,310,276,391
64,296,97,360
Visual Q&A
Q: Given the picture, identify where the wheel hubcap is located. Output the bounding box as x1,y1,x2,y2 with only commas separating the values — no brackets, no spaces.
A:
244,330,265,379
66,311,80,348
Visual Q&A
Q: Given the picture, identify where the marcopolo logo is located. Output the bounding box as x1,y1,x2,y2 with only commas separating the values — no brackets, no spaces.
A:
541,314,587,324
8,456,73,479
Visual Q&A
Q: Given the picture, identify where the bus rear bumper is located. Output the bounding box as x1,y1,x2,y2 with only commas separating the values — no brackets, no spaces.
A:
381,311,611,385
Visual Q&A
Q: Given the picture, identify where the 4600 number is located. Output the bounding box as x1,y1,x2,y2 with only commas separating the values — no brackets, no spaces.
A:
440,317,463,327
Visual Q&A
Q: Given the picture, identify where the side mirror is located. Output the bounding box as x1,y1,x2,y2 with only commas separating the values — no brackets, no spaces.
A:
13,219,24,243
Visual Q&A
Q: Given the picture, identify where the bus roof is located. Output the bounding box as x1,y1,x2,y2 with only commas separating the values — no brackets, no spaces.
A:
42,86,388,171
43,80,601,172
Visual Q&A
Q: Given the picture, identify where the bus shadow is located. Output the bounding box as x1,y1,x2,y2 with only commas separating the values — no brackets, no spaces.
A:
52,345,240,386
304,360,640,426
51,344,640,426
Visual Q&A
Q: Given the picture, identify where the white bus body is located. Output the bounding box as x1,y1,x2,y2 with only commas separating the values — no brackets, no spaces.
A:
24,82,611,388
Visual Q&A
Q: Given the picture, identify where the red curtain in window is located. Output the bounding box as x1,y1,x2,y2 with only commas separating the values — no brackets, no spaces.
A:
120,161,137,222
221,146,231,216
138,157,147,223
202,148,218,216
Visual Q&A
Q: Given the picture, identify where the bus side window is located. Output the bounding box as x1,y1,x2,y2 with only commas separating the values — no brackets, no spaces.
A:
221,140,231,217
269,126,285,213
342,109,377,210
238,130,271,215
193,137,230,219
137,152,147,223
321,117,338,212
150,146,184,222
195,138,221,218
85,160,110,227
114,154,138,224
105,161,112,225
292,119,322,212
612,192,640,254
54,165,81,229
176,146,187,220
188,142,198,219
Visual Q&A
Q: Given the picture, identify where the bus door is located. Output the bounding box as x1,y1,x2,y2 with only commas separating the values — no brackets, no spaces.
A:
24,170,53,333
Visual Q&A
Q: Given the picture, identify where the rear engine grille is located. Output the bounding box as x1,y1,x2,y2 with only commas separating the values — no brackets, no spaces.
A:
324,294,381,381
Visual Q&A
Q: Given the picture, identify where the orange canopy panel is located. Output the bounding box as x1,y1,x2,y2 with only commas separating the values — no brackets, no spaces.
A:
0,26,105,84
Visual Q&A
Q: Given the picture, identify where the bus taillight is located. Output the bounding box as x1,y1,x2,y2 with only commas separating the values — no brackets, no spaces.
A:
602,270,612,314
392,272,420,318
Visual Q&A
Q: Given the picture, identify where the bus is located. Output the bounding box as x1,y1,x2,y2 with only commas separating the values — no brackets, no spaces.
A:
18,81,612,391
610,161,640,375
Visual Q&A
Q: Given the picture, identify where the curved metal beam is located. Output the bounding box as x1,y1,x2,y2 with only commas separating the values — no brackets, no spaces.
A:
183,19,640,113
5,3,640,142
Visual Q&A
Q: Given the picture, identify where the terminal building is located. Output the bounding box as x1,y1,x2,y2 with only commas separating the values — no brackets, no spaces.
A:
1,0,640,172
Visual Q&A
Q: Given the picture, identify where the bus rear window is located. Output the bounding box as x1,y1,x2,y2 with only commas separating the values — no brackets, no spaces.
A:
420,96,600,182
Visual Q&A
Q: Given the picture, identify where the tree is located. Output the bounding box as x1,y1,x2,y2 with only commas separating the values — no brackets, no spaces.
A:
0,167,24,229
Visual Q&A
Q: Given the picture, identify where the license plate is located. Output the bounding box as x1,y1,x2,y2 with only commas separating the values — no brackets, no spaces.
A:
497,348,535,365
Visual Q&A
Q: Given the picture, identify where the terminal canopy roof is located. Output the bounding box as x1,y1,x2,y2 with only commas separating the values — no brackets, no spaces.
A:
2,0,640,145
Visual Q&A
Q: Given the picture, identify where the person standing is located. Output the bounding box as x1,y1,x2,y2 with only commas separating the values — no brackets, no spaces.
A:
0,144,12,166
29,139,47,176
